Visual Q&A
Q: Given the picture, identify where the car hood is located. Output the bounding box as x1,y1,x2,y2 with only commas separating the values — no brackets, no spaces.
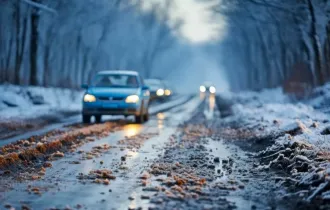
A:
148,85,164,92
87,87,139,97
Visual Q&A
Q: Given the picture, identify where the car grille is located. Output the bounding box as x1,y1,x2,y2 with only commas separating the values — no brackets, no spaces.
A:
98,96,125,101
97,108,136,113
98,108,125,112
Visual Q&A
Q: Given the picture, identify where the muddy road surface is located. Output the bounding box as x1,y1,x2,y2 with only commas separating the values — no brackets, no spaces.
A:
0,95,298,210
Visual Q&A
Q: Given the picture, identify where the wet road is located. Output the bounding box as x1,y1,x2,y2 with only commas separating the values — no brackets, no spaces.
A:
0,96,202,209
0,95,279,210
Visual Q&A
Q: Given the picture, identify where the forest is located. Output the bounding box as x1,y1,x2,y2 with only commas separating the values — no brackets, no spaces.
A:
1,0,330,93
0,0,178,88
221,0,330,92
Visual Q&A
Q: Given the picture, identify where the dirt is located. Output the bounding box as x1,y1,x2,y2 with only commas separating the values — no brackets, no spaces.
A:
135,99,281,210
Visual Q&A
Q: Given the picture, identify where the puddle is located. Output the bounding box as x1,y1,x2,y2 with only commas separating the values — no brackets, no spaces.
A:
205,139,271,210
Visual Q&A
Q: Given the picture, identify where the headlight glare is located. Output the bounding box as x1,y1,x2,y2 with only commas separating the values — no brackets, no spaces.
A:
165,89,171,96
200,86,206,93
84,94,96,102
156,89,165,96
126,95,139,103
209,86,216,94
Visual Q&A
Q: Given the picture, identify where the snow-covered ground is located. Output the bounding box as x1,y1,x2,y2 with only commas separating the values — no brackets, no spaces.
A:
222,83,330,203
224,85,330,147
0,84,84,120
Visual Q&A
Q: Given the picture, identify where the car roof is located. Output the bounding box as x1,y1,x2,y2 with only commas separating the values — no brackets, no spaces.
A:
97,70,139,76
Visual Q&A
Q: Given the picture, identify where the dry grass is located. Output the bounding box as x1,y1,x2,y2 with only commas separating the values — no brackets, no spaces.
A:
19,148,42,161
0,122,119,171
0,153,20,168
45,140,63,153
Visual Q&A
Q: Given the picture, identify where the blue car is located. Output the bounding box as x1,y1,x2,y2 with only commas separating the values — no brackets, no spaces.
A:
81,70,150,124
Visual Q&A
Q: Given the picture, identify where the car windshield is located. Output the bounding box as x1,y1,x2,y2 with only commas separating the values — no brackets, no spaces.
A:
145,81,163,91
203,82,213,87
145,79,164,88
145,79,161,86
92,74,139,88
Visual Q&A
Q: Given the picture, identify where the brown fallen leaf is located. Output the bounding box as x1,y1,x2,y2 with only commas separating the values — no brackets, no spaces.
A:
53,151,64,158
103,179,110,185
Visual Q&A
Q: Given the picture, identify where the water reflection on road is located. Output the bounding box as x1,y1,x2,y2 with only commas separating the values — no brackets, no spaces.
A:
203,94,216,120
157,112,165,129
124,124,142,137
0,97,202,210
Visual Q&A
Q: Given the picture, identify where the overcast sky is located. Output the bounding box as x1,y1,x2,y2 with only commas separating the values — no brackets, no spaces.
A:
131,0,229,93
134,0,227,43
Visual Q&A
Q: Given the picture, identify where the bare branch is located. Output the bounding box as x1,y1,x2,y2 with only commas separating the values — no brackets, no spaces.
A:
21,0,57,14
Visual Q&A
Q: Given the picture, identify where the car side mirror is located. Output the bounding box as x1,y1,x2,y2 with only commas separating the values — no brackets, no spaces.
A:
142,85,149,90
81,84,88,89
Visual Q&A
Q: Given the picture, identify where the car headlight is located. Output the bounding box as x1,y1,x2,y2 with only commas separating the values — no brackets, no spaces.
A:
200,86,206,93
209,86,216,94
84,94,96,102
125,95,139,103
144,90,150,97
156,89,164,96
165,89,171,96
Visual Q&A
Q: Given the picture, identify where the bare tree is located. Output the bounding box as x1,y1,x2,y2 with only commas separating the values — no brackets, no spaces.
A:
217,0,330,91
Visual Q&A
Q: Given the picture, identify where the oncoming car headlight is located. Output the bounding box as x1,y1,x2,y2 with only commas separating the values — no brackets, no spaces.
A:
200,86,206,93
126,95,139,103
209,86,216,94
84,94,96,102
165,89,171,96
156,89,165,96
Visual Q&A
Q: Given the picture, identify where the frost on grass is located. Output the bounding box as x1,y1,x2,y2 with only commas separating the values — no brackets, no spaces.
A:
223,85,330,205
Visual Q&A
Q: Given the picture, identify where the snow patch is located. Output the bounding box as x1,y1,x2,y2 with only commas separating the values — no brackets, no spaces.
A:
224,83,330,203
0,84,84,120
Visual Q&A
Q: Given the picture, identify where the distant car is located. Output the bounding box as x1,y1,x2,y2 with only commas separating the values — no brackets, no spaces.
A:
81,70,150,124
144,79,166,101
200,82,216,94
163,81,173,98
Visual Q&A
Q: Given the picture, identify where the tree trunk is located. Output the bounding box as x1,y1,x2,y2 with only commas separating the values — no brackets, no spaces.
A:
14,1,21,84
43,43,50,87
5,35,14,82
307,0,324,86
324,22,330,81
29,0,39,86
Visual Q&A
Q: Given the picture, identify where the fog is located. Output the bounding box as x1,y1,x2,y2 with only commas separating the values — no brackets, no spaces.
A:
164,48,229,94
2,0,328,94
135,0,227,43
134,0,229,93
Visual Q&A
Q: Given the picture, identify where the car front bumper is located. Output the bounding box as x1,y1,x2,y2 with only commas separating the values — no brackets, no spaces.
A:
82,102,141,116
150,92,166,100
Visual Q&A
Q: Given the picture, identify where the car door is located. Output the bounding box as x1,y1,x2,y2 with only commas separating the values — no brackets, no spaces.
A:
139,76,150,106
